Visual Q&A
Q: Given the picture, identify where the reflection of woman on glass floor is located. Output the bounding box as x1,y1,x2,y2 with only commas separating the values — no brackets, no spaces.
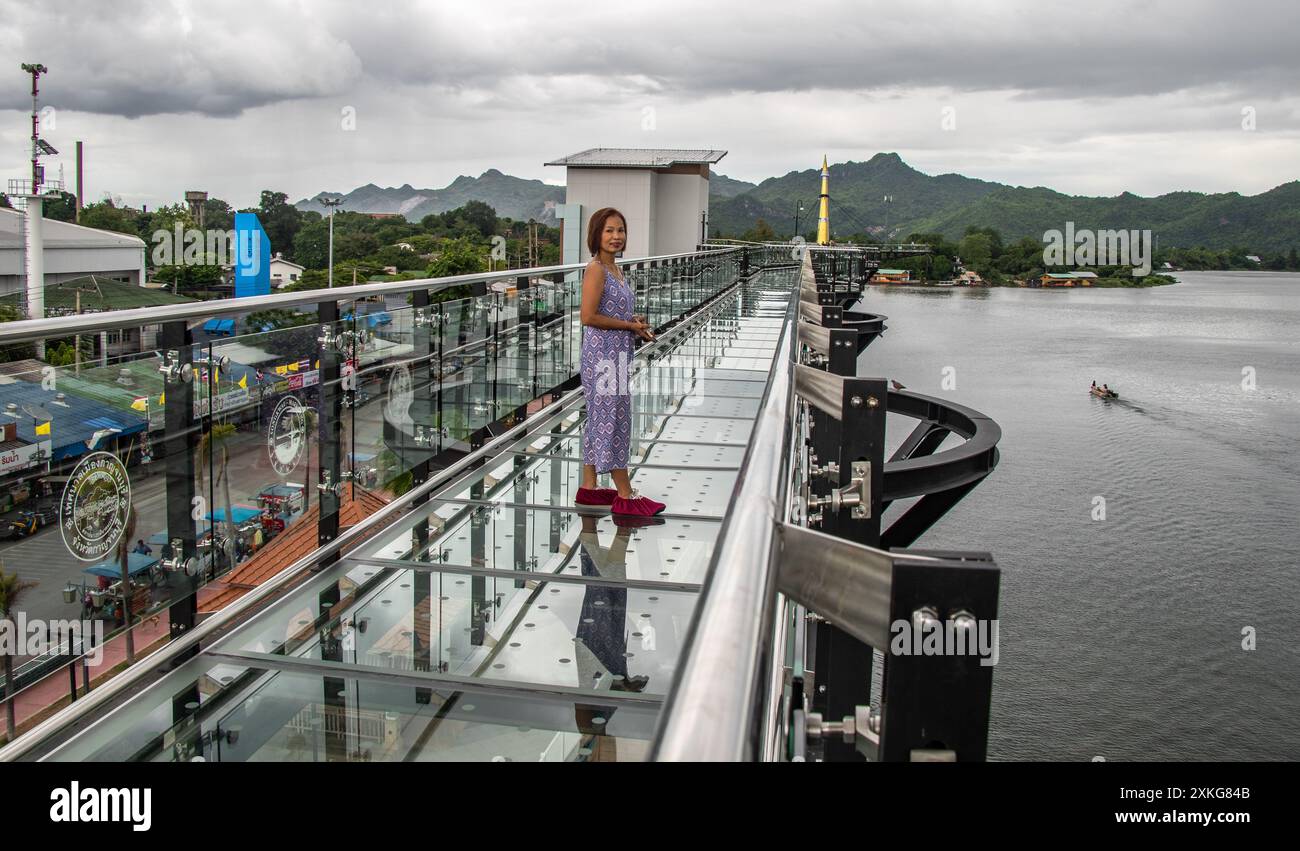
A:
574,207,665,518
572,515,650,761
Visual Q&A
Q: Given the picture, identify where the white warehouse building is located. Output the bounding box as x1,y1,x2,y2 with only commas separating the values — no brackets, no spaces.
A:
544,148,726,265
0,207,147,299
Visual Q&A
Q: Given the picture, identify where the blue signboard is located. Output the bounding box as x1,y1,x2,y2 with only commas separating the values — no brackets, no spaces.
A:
233,212,270,298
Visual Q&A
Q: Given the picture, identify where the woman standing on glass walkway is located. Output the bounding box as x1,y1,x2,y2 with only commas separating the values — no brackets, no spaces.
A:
574,207,666,518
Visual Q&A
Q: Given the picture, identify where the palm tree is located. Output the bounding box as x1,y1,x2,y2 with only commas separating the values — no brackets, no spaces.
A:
197,423,238,574
0,564,38,741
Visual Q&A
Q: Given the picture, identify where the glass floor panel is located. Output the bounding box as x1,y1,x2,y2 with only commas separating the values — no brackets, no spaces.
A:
711,357,773,371
351,498,723,586
216,561,697,699
667,395,762,419
649,413,754,445
630,369,770,399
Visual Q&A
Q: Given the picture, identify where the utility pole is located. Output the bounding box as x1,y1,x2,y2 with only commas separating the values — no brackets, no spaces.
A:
21,63,48,191
319,196,344,287
16,63,56,360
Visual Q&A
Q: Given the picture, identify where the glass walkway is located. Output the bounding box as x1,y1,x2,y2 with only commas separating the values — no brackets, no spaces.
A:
13,260,800,762
1,243,1001,763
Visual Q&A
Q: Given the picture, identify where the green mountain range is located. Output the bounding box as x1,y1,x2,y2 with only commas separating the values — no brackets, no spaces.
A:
297,169,565,224
710,152,1299,253
302,154,1298,253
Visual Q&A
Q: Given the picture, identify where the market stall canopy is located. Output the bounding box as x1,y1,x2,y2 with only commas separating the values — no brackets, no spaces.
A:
83,552,159,579
204,505,263,524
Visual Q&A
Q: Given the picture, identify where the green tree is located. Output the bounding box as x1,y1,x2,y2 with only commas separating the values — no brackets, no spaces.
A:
458,200,498,238
258,190,305,260
744,218,776,241
42,190,78,222
201,198,235,232
79,200,142,237
958,232,994,271
292,218,330,269
428,237,487,277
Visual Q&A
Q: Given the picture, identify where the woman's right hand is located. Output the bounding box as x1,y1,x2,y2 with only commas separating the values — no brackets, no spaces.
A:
627,318,655,341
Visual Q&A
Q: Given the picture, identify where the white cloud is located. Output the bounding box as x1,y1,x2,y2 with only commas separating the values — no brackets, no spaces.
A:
0,0,1295,208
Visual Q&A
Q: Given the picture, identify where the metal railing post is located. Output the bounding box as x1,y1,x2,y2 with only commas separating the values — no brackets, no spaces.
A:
316,300,342,561
160,319,199,651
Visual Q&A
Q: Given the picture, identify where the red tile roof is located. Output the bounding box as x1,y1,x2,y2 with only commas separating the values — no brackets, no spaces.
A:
198,487,392,614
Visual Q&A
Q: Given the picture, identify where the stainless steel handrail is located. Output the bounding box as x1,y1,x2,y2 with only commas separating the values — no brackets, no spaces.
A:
0,247,740,345
650,273,799,762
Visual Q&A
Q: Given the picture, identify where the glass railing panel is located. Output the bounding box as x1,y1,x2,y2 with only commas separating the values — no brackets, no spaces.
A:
0,351,190,663
206,313,337,581
346,300,433,498
212,667,661,762
43,654,659,762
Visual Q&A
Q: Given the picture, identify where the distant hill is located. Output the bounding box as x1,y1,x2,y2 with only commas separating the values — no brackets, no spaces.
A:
297,169,565,224
710,173,758,199
709,152,1299,253
301,155,1298,253
907,181,1300,254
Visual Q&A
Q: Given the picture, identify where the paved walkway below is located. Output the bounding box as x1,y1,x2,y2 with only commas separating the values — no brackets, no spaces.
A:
4,615,171,740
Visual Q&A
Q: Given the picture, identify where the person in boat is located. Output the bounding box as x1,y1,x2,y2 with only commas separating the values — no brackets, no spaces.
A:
1101,384,1111,395
1091,380,1097,390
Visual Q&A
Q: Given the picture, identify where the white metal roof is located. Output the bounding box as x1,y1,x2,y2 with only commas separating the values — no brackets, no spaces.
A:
544,148,727,168
0,207,146,250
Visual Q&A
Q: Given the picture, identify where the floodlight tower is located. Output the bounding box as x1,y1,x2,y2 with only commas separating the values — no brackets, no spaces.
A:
12,63,60,359
319,196,344,287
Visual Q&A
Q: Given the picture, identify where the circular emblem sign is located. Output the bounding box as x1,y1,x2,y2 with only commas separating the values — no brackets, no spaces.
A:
385,360,414,429
268,395,309,476
60,451,132,562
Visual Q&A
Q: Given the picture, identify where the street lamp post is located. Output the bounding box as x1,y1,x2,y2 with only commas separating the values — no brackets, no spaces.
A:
319,197,344,287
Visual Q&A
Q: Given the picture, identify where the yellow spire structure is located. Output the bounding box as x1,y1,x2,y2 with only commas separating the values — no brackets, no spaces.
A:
816,154,831,245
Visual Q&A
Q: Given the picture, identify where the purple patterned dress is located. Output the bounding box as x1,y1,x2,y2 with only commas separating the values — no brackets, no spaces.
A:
581,266,635,473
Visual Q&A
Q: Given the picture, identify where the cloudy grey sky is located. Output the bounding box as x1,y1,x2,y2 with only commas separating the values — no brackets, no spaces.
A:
2,0,1297,210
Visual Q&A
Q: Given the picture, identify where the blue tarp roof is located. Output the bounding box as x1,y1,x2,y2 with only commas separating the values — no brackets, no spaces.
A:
343,310,392,328
204,505,262,524
0,381,147,460
203,318,236,335
84,552,158,579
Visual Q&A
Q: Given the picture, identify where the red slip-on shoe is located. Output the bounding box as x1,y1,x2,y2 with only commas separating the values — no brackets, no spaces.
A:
611,489,665,517
575,486,618,506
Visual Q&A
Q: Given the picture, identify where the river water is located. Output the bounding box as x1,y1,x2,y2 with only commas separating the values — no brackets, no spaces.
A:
854,271,1300,761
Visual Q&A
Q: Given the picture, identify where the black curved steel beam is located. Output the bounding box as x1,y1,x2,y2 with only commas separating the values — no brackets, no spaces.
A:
881,479,986,550
881,389,1001,502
